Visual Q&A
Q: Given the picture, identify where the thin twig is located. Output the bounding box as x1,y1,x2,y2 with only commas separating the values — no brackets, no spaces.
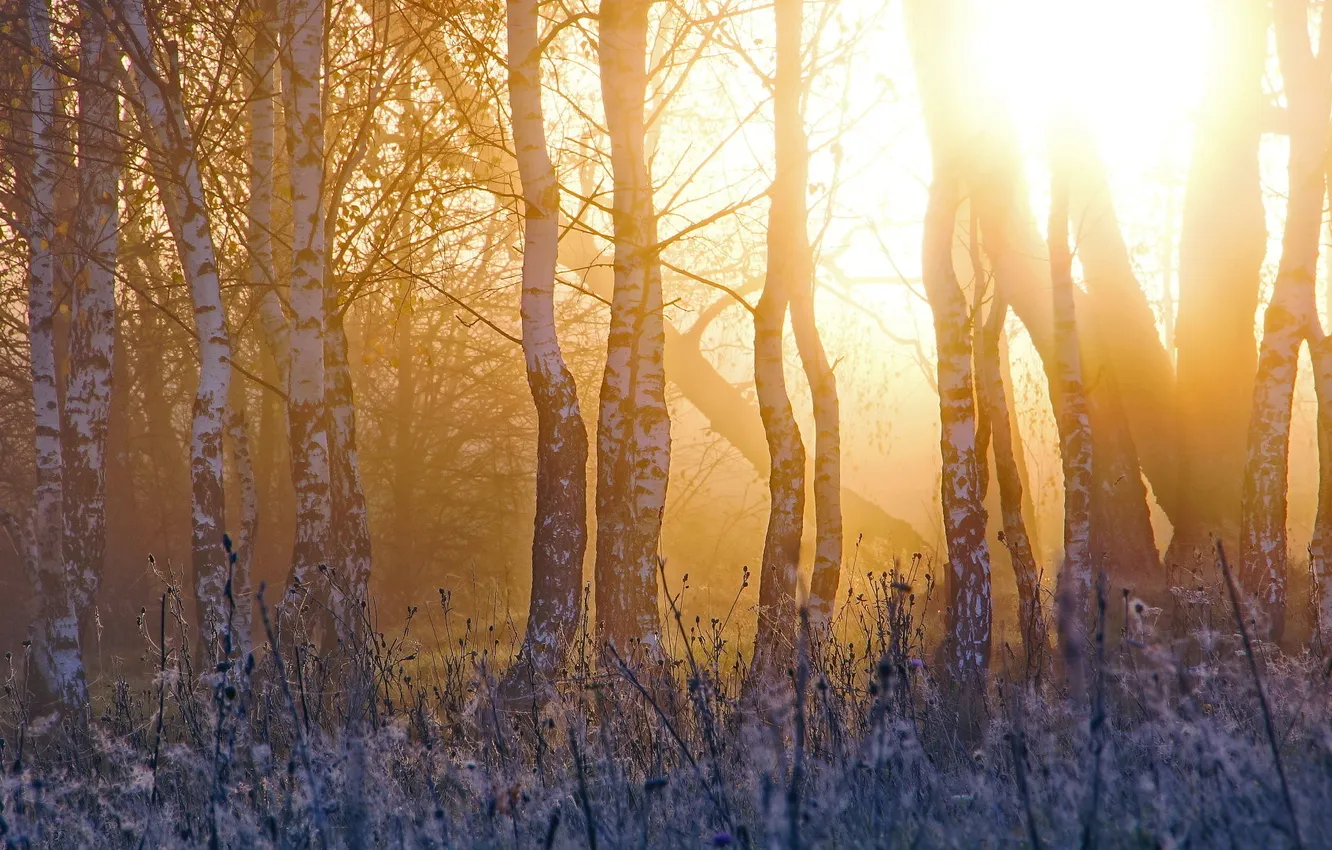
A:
1216,540,1303,850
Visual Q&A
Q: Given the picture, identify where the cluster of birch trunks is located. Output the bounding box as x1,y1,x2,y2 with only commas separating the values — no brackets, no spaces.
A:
3,0,1331,725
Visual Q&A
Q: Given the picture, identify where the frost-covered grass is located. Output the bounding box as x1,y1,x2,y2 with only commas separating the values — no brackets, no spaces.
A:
5,570,1332,848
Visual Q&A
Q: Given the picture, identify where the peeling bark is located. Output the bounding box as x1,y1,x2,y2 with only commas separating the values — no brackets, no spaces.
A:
923,176,992,721
63,5,120,637
23,0,88,711
280,0,332,603
594,0,669,651
499,0,590,702
1238,1,1331,642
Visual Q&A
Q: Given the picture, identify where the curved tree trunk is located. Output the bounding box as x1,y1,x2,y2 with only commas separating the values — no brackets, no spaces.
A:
779,0,843,626
750,0,810,682
119,0,235,660
906,0,1158,596
1238,1,1331,642
63,5,120,639
971,232,1041,646
922,175,992,734
499,0,590,703
595,0,669,652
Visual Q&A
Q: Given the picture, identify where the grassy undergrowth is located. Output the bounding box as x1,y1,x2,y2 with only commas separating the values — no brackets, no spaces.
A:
3,559,1331,849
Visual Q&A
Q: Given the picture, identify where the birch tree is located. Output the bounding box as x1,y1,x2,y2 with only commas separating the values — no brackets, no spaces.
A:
921,174,992,730
115,0,235,658
279,0,333,611
61,2,120,636
1047,143,1093,695
781,0,843,626
750,0,809,679
1238,0,1332,641
595,0,670,650
14,0,88,711
500,0,590,700
970,230,1041,645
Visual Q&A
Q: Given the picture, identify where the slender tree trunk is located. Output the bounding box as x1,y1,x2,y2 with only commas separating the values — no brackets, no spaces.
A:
324,310,373,638
970,232,1041,644
595,0,669,651
906,0,1158,595
20,0,88,711
1048,153,1093,698
62,5,120,637
227,393,258,659
1311,335,1332,647
750,0,810,680
1238,3,1330,642
777,0,843,626
119,0,234,660
1170,0,1267,566
922,175,992,731
499,0,590,702
279,0,332,604
392,279,416,570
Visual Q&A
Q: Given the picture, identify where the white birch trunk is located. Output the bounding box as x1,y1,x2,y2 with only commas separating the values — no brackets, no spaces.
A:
500,0,590,701
1239,3,1331,642
751,0,809,677
23,0,88,710
922,175,992,723
62,4,120,632
971,232,1041,643
595,0,669,651
773,0,843,627
117,0,234,659
280,0,332,601
1047,156,1093,695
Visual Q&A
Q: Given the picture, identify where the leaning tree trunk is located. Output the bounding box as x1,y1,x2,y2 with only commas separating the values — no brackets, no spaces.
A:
1170,0,1268,566
595,0,670,652
1047,152,1093,700
906,0,1158,596
750,0,809,682
499,0,590,703
922,175,992,736
970,234,1041,646
1238,2,1330,642
777,0,843,626
280,0,333,608
62,5,119,638
19,0,88,711
119,0,235,660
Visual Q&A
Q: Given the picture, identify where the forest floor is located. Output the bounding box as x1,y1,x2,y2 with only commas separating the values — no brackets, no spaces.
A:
5,565,1332,849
